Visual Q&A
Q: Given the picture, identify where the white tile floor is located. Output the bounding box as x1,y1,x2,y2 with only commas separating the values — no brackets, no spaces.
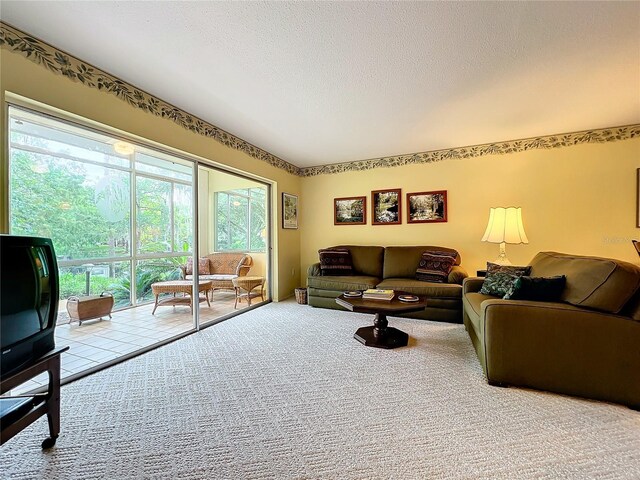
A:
9,291,263,394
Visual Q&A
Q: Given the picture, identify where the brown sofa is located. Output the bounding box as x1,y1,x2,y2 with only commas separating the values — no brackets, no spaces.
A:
463,251,640,409
307,245,468,323
181,252,252,296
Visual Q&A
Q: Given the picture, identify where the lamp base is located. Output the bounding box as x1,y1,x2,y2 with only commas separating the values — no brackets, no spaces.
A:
492,242,512,266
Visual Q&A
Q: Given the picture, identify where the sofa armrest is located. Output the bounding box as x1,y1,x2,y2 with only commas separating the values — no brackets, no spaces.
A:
308,262,322,277
463,277,484,294
238,265,251,277
448,265,468,285
480,299,640,408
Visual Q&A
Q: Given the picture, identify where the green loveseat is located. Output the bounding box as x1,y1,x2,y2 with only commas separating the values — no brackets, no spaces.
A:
463,251,640,408
307,245,468,323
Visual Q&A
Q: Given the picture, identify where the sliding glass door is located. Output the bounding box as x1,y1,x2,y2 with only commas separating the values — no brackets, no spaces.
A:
6,103,271,391
7,105,197,386
197,165,270,325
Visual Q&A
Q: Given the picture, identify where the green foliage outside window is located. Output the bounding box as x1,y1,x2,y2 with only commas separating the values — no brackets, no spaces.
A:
215,188,266,252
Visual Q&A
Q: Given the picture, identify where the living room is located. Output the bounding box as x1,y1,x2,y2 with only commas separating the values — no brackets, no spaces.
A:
1,2,639,478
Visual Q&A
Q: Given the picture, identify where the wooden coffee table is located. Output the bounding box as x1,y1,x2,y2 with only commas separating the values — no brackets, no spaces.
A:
336,292,427,349
151,280,212,314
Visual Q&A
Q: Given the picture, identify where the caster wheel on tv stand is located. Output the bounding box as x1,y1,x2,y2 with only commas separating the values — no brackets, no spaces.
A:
41,436,58,449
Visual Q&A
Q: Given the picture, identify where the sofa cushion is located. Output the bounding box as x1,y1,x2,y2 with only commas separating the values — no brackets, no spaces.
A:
307,275,380,291
376,278,462,298
318,248,354,276
206,253,250,275
529,251,640,313
185,274,236,281
462,292,495,335
383,246,461,279
480,263,531,297
186,257,210,275
416,251,457,283
448,266,468,285
333,245,385,277
503,275,566,301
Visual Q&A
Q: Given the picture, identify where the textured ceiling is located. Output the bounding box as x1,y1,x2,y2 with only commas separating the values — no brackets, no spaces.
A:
1,1,639,168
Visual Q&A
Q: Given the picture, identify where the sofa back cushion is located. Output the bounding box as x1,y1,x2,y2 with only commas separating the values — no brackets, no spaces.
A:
529,251,640,313
208,252,251,275
383,246,461,279
333,245,384,278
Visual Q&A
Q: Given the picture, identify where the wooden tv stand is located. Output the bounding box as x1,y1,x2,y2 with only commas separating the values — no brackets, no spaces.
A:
1,346,69,449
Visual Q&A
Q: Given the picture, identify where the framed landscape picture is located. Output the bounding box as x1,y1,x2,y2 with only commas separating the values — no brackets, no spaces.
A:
407,190,448,223
282,192,298,229
334,196,366,225
371,188,401,225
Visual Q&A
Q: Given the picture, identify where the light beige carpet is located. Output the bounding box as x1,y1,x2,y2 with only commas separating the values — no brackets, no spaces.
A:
1,300,639,479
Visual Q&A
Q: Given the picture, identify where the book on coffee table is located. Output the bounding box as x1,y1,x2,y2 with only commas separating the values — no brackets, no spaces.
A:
362,289,395,300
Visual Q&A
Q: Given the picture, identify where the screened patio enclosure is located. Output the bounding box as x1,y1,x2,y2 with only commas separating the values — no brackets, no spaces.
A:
6,104,271,391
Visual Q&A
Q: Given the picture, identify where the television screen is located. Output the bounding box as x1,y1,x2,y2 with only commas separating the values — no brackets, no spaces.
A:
1,235,59,378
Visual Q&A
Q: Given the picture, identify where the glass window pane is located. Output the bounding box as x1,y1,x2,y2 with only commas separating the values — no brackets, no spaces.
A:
10,110,130,168
9,149,131,261
215,192,230,251
229,195,249,250
58,261,131,309
136,152,192,181
174,184,193,253
214,188,267,253
136,177,172,254
136,257,185,303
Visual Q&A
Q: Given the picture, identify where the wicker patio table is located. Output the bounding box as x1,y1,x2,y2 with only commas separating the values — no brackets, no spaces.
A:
151,280,212,314
232,276,265,308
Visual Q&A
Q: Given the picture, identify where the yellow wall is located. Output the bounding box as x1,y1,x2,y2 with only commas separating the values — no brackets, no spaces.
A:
3,42,639,299
0,49,301,300
300,139,640,276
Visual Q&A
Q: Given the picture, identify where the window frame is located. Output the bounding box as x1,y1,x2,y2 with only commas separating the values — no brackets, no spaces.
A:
7,104,195,307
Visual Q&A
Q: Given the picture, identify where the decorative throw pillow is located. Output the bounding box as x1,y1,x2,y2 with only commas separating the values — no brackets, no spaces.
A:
318,248,354,276
186,257,210,275
504,275,567,301
415,250,458,283
479,262,532,297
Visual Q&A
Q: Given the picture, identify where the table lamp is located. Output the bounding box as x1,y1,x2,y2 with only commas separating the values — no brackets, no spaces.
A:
481,207,529,265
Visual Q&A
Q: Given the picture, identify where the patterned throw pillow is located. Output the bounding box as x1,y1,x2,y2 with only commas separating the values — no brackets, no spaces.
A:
186,257,210,275
479,262,532,297
318,248,354,276
415,250,458,283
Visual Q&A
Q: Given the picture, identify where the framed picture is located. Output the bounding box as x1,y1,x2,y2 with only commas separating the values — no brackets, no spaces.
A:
407,190,448,223
637,168,640,228
371,189,401,225
334,196,366,225
633,239,640,256
282,192,298,229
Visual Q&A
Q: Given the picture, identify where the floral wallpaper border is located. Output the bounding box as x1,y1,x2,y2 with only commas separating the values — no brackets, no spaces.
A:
0,22,301,176
300,124,640,177
2,22,638,179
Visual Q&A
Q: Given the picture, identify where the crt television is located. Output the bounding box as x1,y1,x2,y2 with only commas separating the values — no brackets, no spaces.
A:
1,235,59,380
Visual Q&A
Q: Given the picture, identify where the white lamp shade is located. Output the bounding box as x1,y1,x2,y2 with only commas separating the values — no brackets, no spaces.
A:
481,207,529,244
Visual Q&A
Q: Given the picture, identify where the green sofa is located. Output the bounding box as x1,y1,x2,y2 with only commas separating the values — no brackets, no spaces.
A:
463,251,640,408
307,245,468,323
